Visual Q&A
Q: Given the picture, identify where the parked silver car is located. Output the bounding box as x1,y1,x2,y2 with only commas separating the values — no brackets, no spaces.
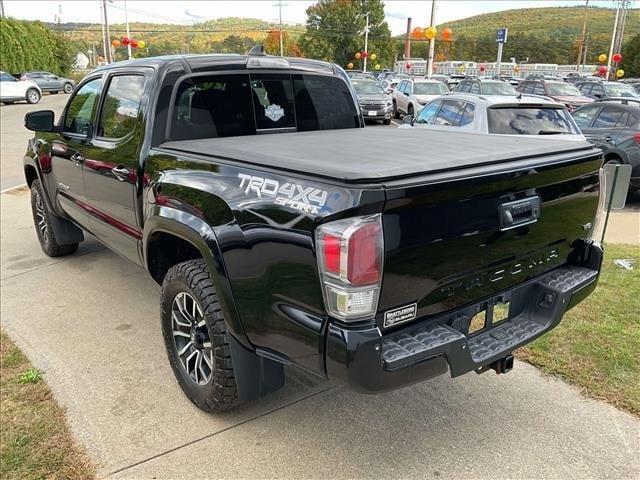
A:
20,71,75,94
351,78,393,124
392,78,450,118
0,71,41,104
403,93,584,140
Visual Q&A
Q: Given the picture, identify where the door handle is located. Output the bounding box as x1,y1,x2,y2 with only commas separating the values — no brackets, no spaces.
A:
71,152,85,165
111,166,130,181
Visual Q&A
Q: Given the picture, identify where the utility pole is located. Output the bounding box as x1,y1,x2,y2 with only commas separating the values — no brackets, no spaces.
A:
274,1,287,56
363,12,370,72
613,0,629,60
124,0,132,60
426,0,436,78
581,33,589,71
0,0,5,19
606,2,620,80
576,0,589,71
100,1,108,64
102,0,112,63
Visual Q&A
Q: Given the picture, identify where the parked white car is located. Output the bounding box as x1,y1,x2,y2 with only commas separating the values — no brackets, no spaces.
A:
392,78,450,118
0,71,42,105
402,93,585,140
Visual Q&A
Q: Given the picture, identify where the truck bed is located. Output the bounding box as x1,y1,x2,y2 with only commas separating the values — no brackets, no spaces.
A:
160,128,595,184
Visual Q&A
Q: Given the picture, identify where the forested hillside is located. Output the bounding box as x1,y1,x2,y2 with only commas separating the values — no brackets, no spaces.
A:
402,6,639,65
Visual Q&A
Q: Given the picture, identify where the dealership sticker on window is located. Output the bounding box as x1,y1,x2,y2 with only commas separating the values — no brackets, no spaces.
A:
265,104,285,122
384,303,417,328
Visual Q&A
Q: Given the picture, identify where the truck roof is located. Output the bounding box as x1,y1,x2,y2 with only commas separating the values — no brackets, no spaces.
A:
160,129,596,184
90,53,337,75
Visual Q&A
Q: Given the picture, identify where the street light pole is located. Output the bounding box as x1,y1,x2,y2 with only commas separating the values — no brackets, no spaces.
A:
576,0,589,72
427,0,436,78
363,12,370,72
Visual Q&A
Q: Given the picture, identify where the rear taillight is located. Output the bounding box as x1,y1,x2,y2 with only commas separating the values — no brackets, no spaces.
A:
634,133,640,144
316,214,383,321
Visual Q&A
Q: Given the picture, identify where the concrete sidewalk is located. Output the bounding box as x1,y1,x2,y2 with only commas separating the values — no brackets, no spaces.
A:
1,189,638,479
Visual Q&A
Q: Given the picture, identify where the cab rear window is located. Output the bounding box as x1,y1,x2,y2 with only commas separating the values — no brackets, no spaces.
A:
488,107,578,135
170,73,358,141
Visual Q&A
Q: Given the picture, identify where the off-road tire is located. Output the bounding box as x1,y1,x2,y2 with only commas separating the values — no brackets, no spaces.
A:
26,88,41,104
30,180,79,257
161,259,239,412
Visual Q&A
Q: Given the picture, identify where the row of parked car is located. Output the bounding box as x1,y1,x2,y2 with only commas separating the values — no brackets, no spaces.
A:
347,72,639,193
0,71,76,105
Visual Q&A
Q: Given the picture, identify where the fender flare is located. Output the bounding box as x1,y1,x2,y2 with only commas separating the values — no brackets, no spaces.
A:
143,206,251,349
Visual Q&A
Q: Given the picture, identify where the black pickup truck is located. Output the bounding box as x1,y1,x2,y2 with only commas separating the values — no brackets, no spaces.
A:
23,53,605,412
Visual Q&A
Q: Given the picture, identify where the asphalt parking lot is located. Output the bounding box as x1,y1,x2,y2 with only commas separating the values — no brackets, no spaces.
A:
1,97,639,479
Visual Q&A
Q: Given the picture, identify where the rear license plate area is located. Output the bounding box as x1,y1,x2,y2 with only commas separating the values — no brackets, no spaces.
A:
465,297,512,336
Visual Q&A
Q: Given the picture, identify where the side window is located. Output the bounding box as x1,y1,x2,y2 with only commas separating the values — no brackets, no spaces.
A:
616,112,630,128
0,73,15,82
459,102,476,126
63,78,102,135
97,75,145,139
398,81,406,93
414,101,441,124
572,106,600,129
521,83,533,94
627,113,640,128
534,84,545,95
470,83,480,94
592,107,624,128
434,100,462,126
579,84,591,95
592,85,604,96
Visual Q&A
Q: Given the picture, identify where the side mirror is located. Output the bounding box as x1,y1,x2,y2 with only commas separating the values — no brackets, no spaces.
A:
402,114,413,125
24,110,57,132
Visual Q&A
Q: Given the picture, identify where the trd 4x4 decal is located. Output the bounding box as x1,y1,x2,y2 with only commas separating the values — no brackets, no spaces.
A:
238,173,328,215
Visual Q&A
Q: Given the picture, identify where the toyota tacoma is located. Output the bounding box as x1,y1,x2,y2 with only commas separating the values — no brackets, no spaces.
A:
22,52,605,412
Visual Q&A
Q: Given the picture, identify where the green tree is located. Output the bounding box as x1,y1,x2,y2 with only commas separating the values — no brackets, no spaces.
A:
299,0,394,69
621,34,640,77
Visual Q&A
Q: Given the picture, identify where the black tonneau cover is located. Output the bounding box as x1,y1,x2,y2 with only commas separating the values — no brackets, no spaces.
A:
160,128,595,183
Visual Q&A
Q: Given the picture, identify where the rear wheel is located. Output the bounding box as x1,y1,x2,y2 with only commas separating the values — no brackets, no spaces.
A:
50,91,58,95
393,100,400,119
408,104,414,117
30,180,78,257
63,83,73,94
161,259,239,412
26,88,40,104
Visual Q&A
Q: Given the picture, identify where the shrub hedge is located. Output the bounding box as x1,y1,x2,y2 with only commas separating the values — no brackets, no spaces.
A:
0,18,73,75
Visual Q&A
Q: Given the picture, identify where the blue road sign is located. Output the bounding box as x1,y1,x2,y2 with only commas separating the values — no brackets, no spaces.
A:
496,28,508,44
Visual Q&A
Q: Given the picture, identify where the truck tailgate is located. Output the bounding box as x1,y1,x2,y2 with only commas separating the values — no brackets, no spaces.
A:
377,148,603,330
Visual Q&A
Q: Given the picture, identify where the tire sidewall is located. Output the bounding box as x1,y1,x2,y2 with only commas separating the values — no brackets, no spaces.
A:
161,276,217,407
30,181,53,253
26,89,40,104
63,83,73,94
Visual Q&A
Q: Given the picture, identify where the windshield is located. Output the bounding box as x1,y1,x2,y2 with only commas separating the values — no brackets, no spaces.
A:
352,80,384,95
481,82,517,95
606,84,639,97
546,83,582,96
413,82,449,95
488,107,578,135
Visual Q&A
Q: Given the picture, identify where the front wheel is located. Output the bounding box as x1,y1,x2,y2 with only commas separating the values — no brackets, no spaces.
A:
161,259,239,412
26,88,41,104
383,118,391,125
30,180,78,257
408,104,414,117
63,83,74,94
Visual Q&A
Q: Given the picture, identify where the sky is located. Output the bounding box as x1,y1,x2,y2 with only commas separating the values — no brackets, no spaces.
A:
2,0,623,35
